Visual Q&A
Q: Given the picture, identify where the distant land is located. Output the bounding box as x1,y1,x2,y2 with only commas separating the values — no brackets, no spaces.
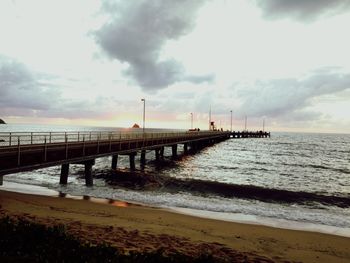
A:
0,118,6,124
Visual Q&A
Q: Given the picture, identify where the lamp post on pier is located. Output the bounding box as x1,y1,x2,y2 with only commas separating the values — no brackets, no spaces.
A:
141,98,145,133
209,106,212,131
190,112,193,129
230,110,232,132
263,118,265,132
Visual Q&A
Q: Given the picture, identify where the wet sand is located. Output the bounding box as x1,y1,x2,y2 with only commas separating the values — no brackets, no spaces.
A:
1,189,350,262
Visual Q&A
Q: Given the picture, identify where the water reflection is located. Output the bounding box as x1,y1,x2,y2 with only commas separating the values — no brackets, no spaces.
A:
58,192,67,198
58,192,130,207
109,200,129,207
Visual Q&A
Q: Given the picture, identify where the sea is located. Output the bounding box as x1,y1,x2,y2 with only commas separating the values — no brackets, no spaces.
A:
1,124,350,237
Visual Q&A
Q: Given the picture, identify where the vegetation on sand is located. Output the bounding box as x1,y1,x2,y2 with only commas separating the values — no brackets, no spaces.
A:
0,217,219,263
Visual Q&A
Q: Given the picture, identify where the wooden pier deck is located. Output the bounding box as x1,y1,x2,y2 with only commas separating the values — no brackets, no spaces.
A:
0,130,270,186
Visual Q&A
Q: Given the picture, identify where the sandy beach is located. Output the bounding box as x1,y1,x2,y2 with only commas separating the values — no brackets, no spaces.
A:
1,189,349,262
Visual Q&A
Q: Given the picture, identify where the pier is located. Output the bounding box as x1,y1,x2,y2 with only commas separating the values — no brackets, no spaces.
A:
231,131,270,138
0,130,270,186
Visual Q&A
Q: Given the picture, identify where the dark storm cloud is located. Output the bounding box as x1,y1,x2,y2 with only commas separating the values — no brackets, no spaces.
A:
94,0,212,91
255,0,350,22
237,68,350,119
0,56,118,119
0,56,60,112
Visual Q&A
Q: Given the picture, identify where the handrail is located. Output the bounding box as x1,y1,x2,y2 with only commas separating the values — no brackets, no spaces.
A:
0,130,230,147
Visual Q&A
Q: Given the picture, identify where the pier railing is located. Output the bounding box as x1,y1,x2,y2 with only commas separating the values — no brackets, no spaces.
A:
0,130,224,147
0,129,269,182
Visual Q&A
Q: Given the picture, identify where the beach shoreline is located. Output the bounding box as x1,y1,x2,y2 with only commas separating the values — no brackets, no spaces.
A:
1,186,350,262
2,181,350,238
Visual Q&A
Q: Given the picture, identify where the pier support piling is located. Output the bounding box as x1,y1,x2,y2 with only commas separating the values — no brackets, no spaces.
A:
111,155,118,170
155,149,160,161
60,163,69,185
184,143,188,153
172,145,177,158
191,142,197,151
160,147,164,159
129,152,136,170
140,150,146,165
84,162,93,186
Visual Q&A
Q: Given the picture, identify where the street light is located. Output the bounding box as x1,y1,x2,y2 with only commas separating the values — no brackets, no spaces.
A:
141,98,145,133
209,106,212,131
190,112,193,129
263,118,265,132
230,110,233,132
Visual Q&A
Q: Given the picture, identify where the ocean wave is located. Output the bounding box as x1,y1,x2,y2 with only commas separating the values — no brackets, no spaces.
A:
104,171,350,208
295,164,350,175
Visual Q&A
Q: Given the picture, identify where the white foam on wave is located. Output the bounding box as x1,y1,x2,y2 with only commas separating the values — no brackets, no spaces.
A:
54,181,350,230
2,180,350,238
169,207,350,238
0,181,58,196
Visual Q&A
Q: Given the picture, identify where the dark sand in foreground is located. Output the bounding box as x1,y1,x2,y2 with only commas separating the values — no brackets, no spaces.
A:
1,189,350,262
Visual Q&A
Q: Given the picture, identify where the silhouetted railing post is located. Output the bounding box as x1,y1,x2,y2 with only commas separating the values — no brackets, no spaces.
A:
65,134,68,159
44,136,47,162
17,136,21,165
96,134,99,154
109,132,112,151
83,135,86,156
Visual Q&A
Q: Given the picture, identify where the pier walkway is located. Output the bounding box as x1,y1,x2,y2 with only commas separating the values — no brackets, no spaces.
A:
0,130,270,186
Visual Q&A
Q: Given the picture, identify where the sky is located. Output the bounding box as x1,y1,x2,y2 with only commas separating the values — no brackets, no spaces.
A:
1,0,350,133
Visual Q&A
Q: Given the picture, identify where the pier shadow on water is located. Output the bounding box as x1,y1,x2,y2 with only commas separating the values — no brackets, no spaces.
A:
98,167,350,209
86,143,350,209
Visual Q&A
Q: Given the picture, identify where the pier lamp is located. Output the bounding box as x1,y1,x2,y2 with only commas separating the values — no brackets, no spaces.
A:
141,98,145,133
230,110,232,132
190,112,193,129
263,118,265,132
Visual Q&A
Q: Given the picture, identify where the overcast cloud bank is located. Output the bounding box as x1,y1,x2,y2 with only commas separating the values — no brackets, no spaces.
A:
0,56,125,120
1,1,350,131
94,0,213,91
237,68,350,119
0,56,59,113
255,0,350,22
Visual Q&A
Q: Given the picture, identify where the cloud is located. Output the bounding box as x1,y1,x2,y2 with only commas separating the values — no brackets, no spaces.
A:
255,0,350,22
94,0,212,91
36,97,138,120
0,56,60,112
236,68,350,119
0,55,130,120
